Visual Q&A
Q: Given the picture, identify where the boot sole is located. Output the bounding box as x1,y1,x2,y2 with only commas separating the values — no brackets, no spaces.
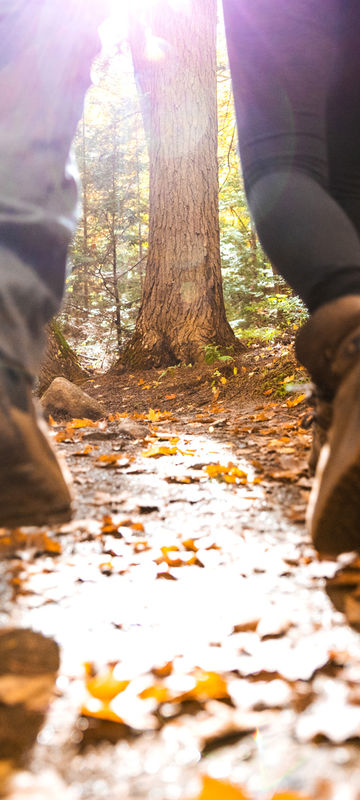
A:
309,365,360,554
0,504,72,530
309,444,360,554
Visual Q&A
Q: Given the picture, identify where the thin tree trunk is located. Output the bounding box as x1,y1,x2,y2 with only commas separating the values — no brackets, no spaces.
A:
81,116,90,313
110,119,122,355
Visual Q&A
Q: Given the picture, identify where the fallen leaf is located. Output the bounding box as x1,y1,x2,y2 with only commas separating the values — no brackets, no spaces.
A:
157,546,198,568
204,463,247,484
182,538,199,552
272,795,312,800
0,530,62,556
101,515,123,536
85,666,130,703
165,476,194,484
68,418,99,429
142,445,178,458
152,661,173,678
131,522,145,532
74,445,93,457
97,454,129,467
187,775,251,800
188,670,229,702
147,409,173,422
55,430,72,443
133,540,149,553
286,393,307,408
81,700,125,723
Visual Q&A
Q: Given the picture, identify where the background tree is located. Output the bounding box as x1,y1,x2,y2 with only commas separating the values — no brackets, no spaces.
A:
62,54,149,368
124,0,238,368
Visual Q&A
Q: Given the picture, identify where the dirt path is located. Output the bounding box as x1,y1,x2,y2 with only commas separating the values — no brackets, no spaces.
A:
2,372,360,799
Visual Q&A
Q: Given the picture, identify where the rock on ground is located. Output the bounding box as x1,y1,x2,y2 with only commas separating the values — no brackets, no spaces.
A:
40,378,106,421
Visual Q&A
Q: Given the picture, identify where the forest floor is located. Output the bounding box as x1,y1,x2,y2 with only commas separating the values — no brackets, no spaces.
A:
3,338,360,800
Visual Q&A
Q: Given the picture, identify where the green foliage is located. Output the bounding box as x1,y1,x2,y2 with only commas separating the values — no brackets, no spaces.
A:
236,327,282,344
158,364,181,380
203,344,234,365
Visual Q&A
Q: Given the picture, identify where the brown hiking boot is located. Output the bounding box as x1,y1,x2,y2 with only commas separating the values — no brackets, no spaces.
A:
296,295,360,554
0,362,72,528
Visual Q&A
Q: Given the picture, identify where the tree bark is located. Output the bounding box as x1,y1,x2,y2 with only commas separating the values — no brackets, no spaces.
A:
125,0,239,368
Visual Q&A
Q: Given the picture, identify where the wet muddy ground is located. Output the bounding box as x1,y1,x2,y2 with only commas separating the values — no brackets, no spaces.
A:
2,358,360,799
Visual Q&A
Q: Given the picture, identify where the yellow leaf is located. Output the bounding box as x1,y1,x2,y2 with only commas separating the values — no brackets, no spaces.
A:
159,545,182,567
147,408,174,422
272,794,312,800
131,522,145,532
204,463,247,483
139,683,170,703
40,534,62,555
182,538,199,552
188,775,251,800
142,445,178,458
55,430,71,443
152,660,173,678
189,670,229,701
86,669,130,703
68,418,98,429
220,377,227,384
133,540,149,553
74,445,93,456
233,367,238,376
101,515,120,535
286,393,307,408
81,699,125,724
97,453,124,465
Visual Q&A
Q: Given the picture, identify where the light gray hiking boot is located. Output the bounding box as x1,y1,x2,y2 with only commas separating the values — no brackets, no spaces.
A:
295,295,360,554
0,362,72,528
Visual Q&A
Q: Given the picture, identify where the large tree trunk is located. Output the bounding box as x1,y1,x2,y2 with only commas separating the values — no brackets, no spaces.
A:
125,0,239,368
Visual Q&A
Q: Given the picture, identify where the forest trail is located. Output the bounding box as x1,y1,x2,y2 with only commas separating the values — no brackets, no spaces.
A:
2,357,360,800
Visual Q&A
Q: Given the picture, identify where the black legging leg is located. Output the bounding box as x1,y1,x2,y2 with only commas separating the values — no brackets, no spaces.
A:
222,0,360,311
